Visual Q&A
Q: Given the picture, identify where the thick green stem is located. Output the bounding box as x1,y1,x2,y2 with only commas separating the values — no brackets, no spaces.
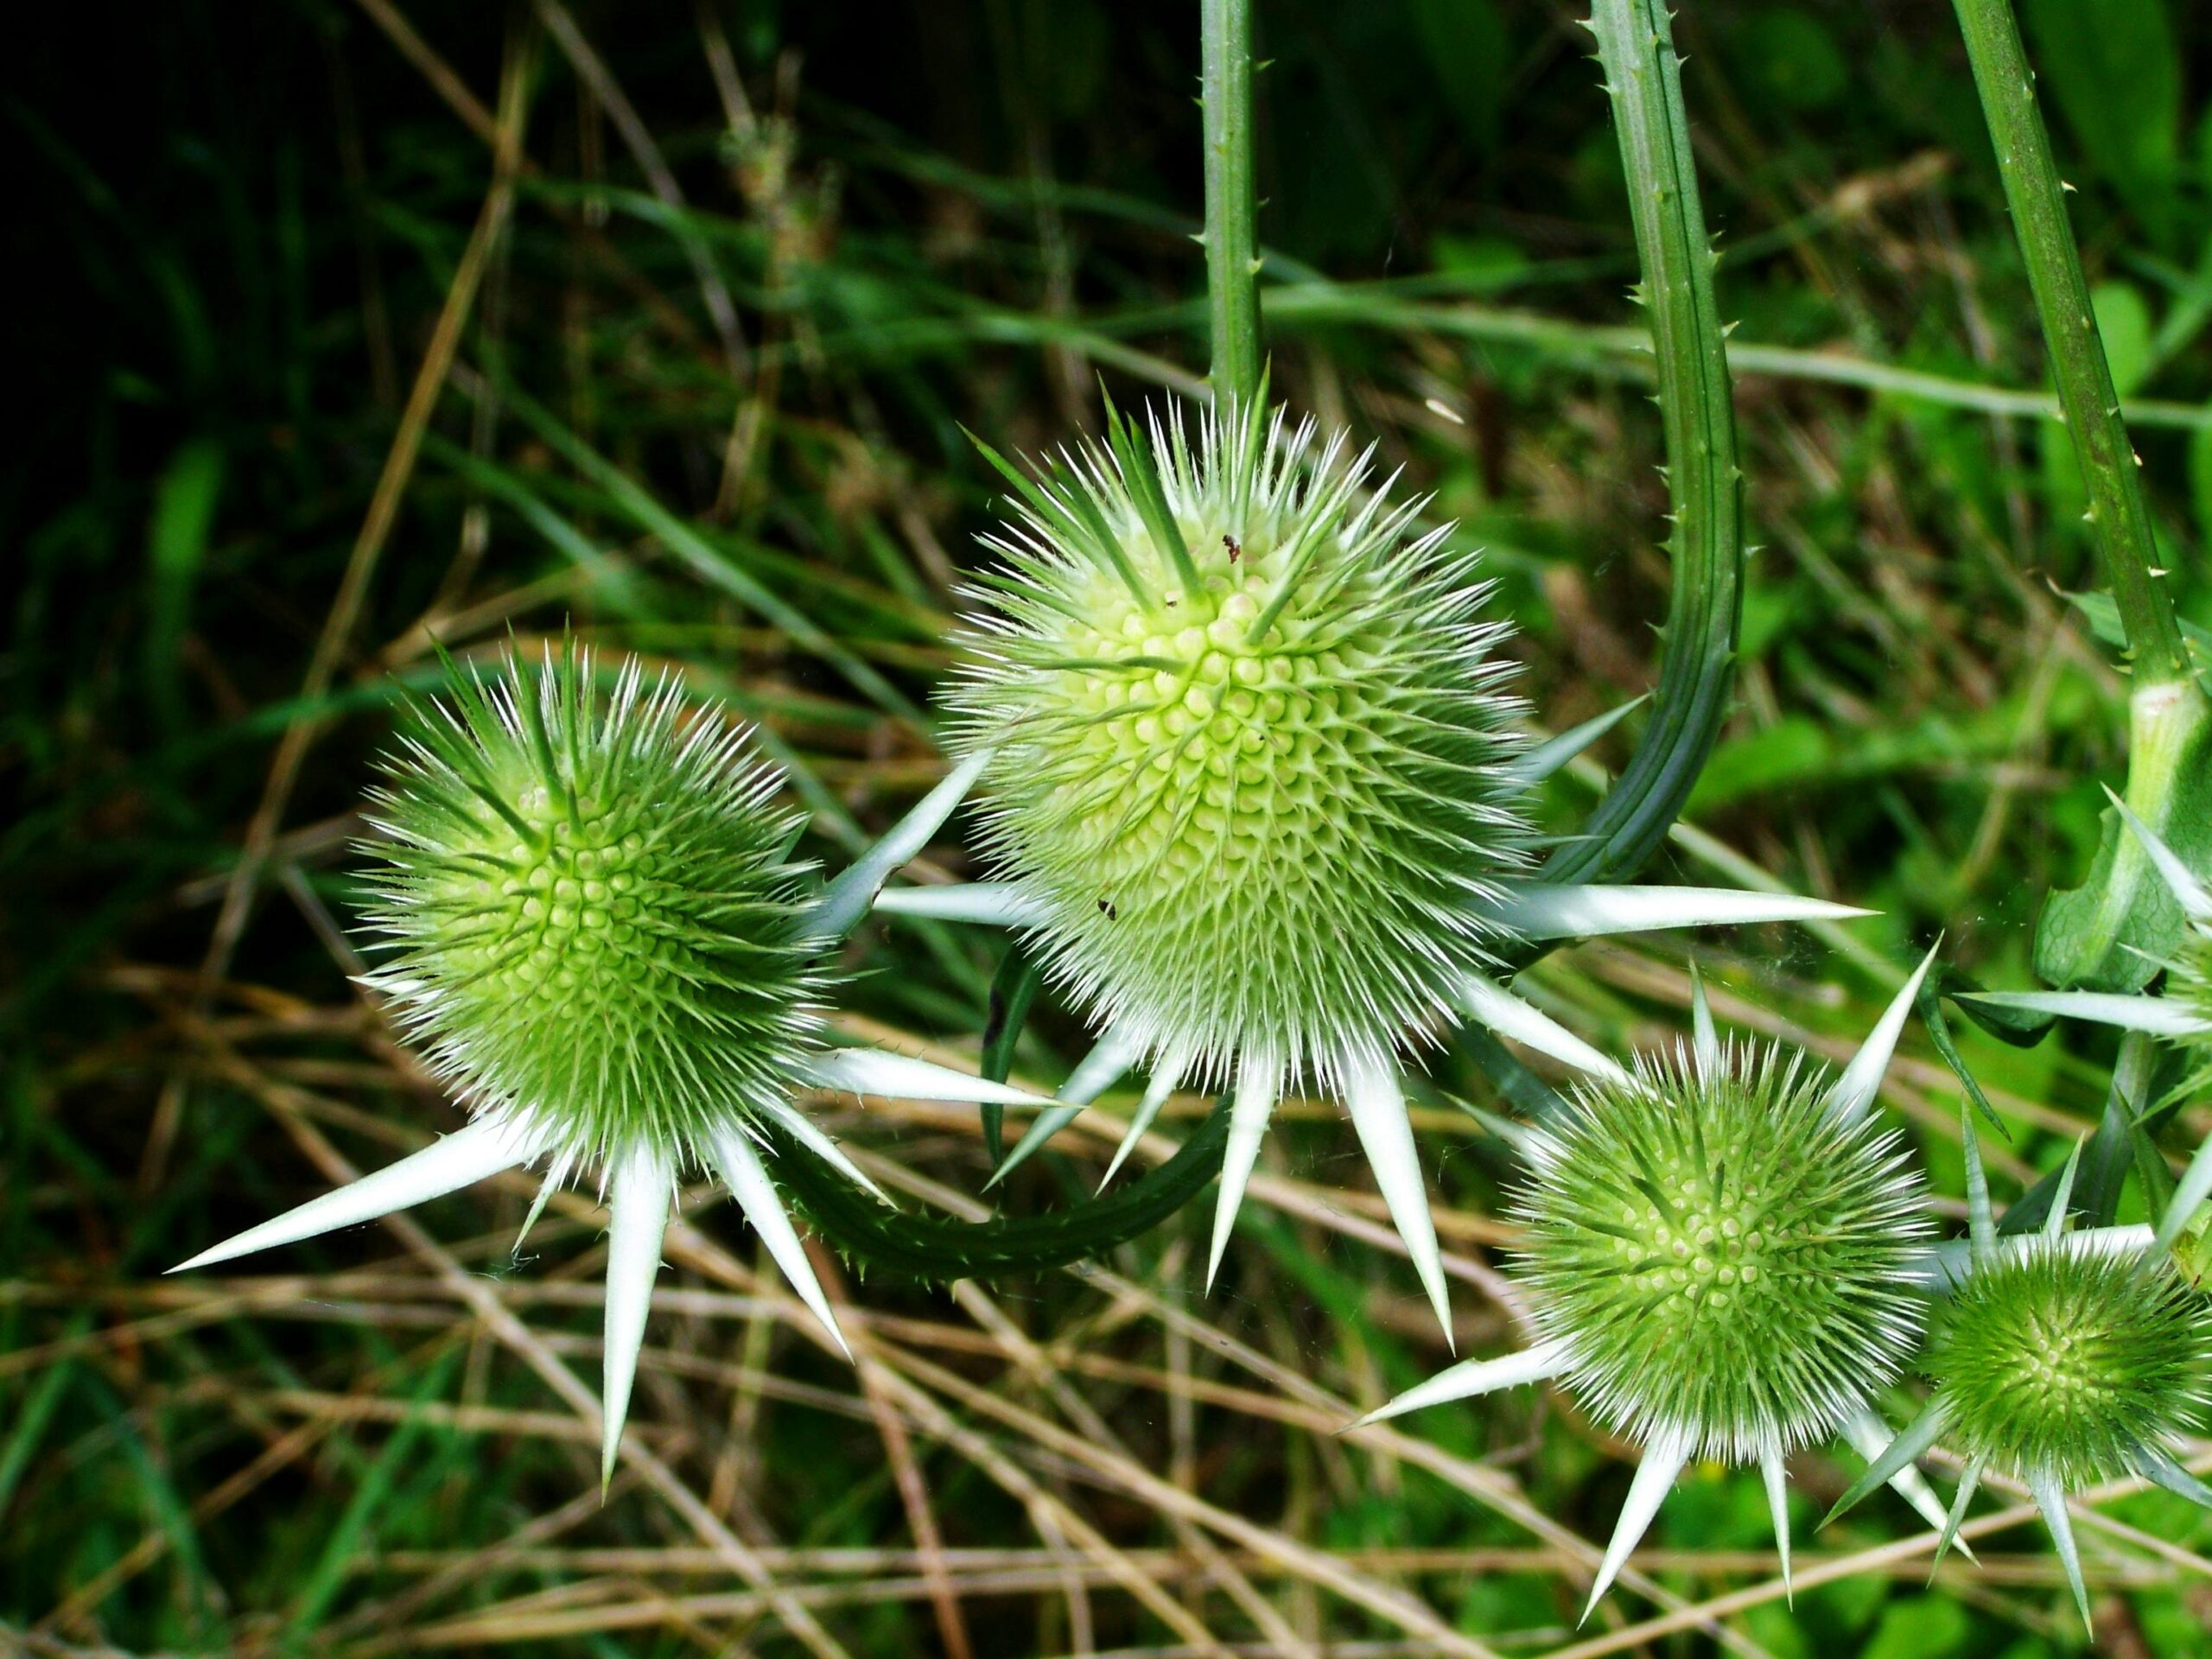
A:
1200,0,1262,404
1952,0,2190,686
1545,0,1744,887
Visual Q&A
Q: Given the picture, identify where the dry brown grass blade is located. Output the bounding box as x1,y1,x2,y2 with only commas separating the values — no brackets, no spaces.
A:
815,1248,978,1659
950,1280,1320,1659
1531,1452,2212,1659
184,1023,859,1659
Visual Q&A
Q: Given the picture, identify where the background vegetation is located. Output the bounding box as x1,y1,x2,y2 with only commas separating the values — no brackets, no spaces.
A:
8,0,2212,1653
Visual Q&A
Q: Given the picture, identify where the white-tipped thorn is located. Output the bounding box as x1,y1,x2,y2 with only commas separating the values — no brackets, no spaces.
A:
1457,974,1630,1084
2031,1470,2092,1629
600,1142,675,1490
514,1150,575,1256
1584,1424,1694,1621
2153,1129,2212,1257
2044,1138,2085,1240
804,748,992,944
986,1025,1143,1188
1824,942,1940,1123
1098,1046,1191,1192
710,1127,851,1362
1956,988,2211,1038
1841,1408,1976,1563
870,881,1047,928
1932,1455,1982,1573
1346,1340,1567,1429
1689,963,1719,1084
169,1115,543,1274
988,1103,1082,1189
796,1046,1051,1108
1479,883,1872,943
1206,1052,1281,1289
759,1097,887,1205
1503,697,1647,785
1759,1438,1793,1605
1340,1055,1452,1344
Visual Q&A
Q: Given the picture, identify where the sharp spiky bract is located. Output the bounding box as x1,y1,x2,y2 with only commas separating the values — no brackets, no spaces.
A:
1516,1041,1931,1464
1928,1238,2212,1492
360,645,825,1169
950,393,1534,1090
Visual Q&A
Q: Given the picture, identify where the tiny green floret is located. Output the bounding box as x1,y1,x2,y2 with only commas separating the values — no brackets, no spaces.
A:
1929,1241,2212,1491
951,394,1533,1085
1517,1042,1931,1462
361,645,825,1167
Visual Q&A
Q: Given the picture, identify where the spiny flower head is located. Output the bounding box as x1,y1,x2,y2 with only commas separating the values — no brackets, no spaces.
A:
1516,1040,1931,1463
1929,1240,2212,1490
181,645,1060,1488
361,644,826,1169
950,393,1531,1086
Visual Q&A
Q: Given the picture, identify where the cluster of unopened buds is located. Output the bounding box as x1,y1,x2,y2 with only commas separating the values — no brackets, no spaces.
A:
177,395,2212,1620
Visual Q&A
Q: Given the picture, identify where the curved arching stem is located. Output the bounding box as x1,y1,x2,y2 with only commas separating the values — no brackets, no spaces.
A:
768,1097,1230,1282
1542,0,1744,890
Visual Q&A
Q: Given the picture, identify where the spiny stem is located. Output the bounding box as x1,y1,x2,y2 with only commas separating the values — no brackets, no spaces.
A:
1950,0,2190,686
1200,0,1262,405
1545,0,1743,887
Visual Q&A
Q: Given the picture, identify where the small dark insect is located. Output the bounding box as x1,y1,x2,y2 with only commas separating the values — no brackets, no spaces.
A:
1096,898,1119,920
1224,533,1241,562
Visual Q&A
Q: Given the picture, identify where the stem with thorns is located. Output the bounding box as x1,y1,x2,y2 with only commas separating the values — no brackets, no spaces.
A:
1949,0,2212,992
1950,0,2188,685
1200,0,1262,404
1544,0,1744,889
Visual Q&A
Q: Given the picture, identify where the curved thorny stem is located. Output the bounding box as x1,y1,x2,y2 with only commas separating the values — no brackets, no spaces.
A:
769,1097,1230,1281
1542,0,1745,891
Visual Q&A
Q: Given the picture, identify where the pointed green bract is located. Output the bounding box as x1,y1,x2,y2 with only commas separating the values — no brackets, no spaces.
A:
950,394,1532,1084
1927,1237,2212,1491
361,645,826,1168
1516,1041,1930,1462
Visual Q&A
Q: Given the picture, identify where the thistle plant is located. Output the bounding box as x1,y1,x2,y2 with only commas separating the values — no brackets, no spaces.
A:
171,646,1047,1483
1351,959,1964,1615
879,391,1852,1332
1832,1119,2212,1626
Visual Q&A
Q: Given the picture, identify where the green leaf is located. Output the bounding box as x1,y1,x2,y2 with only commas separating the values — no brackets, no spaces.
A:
1408,0,1508,156
2035,684,2212,990
2021,0,2180,237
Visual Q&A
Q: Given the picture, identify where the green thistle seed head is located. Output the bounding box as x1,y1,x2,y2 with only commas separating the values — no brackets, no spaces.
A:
1516,1043,1930,1462
1929,1241,2212,1488
951,397,1532,1083
360,646,825,1169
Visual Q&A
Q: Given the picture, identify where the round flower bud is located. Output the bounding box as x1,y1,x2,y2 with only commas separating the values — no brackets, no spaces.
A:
1516,1042,1930,1462
359,648,824,1168
1929,1239,2212,1489
951,397,1531,1084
